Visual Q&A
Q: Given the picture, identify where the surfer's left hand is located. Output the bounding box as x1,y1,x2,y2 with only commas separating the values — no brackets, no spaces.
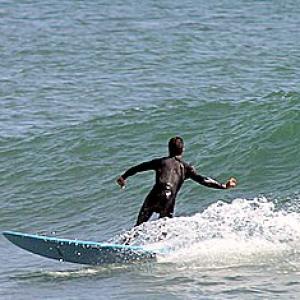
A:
225,177,237,189
117,176,126,189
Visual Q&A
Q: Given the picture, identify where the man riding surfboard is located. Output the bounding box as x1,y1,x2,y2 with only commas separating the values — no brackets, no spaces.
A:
117,136,237,226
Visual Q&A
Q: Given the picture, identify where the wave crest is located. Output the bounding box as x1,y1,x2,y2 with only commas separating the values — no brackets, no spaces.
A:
111,197,300,266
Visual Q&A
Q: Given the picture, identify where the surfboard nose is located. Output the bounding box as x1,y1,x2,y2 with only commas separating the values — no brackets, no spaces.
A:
3,231,30,248
3,230,20,241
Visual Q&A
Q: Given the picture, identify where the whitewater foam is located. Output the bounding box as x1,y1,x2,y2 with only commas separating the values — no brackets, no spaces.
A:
111,197,300,266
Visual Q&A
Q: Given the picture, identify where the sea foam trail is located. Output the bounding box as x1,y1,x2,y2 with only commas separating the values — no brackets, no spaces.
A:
111,198,300,266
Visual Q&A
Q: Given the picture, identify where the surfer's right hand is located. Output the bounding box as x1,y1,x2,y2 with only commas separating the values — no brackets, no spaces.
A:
117,176,126,189
225,177,237,189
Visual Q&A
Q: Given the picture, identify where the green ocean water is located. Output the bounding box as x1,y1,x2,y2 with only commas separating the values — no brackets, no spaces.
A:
1,1,300,299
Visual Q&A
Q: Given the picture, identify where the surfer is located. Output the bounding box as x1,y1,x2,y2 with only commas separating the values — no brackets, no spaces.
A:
117,136,237,226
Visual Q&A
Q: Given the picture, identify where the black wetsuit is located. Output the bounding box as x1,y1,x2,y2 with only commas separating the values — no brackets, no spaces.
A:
121,156,226,226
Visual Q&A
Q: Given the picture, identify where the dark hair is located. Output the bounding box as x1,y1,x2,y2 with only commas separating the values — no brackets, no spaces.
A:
168,136,184,156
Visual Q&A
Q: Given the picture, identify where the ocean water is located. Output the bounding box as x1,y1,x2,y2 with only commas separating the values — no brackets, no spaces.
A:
1,0,300,299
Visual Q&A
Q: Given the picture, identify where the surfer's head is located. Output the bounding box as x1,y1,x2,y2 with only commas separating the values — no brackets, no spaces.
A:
168,136,184,157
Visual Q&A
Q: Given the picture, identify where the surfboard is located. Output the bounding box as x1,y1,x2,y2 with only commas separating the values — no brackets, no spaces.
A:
3,231,156,265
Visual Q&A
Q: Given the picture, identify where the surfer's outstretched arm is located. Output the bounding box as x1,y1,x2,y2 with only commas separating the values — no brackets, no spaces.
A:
187,166,237,189
190,173,226,189
117,159,159,188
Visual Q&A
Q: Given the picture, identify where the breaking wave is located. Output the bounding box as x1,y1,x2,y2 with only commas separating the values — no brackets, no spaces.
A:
111,197,300,267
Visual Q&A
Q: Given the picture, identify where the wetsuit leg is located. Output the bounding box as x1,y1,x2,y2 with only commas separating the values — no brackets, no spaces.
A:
135,207,153,226
159,195,175,219
159,209,174,219
135,191,157,226
135,188,175,226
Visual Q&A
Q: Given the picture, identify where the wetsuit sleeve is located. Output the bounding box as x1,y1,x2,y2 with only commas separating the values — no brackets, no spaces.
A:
121,159,160,179
185,165,226,189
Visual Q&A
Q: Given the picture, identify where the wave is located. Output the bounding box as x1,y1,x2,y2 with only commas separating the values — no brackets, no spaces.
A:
111,197,300,267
